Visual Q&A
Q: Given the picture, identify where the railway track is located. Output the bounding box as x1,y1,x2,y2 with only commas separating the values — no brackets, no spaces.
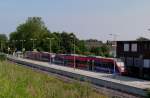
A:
9,59,144,98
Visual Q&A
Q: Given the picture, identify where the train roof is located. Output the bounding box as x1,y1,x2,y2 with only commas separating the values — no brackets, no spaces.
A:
26,51,119,61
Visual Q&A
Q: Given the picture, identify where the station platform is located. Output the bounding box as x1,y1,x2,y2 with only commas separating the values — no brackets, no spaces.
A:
7,55,150,97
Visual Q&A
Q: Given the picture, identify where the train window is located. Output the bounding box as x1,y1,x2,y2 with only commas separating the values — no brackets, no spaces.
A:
101,63,105,67
94,61,100,66
103,63,107,68
109,63,114,69
104,63,108,67
76,60,87,65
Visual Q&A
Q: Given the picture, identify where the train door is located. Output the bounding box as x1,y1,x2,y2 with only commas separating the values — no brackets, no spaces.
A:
86,60,90,70
88,60,94,71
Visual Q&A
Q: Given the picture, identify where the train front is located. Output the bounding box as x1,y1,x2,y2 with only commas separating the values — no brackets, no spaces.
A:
115,58,127,75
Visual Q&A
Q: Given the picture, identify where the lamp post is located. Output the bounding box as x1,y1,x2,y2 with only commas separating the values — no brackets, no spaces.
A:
109,34,118,74
20,40,26,51
6,40,10,54
46,37,54,64
12,40,18,55
58,39,61,53
70,35,76,69
0,41,2,53
30,38,37,51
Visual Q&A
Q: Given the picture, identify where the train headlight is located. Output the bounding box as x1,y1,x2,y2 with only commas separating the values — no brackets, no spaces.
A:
121,67,124,71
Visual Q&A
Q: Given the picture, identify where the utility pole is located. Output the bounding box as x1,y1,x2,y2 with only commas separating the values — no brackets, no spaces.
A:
70,35,76,69
109,34,118,74
46,37,54,64
0,41,2,53
30,38,37,51
20,40,26,51
73,37,75,69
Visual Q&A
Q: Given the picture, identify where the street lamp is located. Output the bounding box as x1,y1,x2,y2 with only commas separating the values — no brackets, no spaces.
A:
57,39,61,53
70,35,76,69
12,40,18,54
46,37,54,64
20,40,26,51
30,38,37,51
6,40,10,54
0,40,3,53
109,34,118,74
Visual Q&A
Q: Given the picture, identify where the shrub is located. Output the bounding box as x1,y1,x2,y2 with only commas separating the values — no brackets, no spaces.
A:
0,53,6,61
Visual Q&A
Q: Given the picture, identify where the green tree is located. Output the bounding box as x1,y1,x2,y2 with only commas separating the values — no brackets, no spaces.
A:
90,47,101,56
76,40,87,54
0,34,8,52
136,37,149,41
9,17,50,51
9,17,88,54
89,45,110,57
100,45,110,57
60,32,75,54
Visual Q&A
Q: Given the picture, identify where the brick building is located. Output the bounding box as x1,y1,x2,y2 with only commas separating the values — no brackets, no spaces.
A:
117,41,150,79
85,39,103,49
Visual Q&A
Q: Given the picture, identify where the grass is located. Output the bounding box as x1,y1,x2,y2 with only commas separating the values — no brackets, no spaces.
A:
146,89,150,98
0,61,108,98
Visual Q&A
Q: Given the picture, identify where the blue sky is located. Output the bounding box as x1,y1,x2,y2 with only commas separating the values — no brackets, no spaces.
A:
1,0,150,41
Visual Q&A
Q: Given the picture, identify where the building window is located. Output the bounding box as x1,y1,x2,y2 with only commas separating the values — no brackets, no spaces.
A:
144,59,150,68
124,44,129,52
149,44,150,50
131,43,137,52
145,43,149,50
134,58,142,67
126,57,133,66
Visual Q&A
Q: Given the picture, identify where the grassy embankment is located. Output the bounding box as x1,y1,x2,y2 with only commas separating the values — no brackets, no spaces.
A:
0,60,108,98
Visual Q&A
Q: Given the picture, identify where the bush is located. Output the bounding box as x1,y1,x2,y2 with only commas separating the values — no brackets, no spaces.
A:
0,53,6,61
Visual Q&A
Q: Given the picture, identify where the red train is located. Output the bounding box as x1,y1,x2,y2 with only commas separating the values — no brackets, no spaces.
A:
54,54,126,75
25,51,53,62
25,51,126,75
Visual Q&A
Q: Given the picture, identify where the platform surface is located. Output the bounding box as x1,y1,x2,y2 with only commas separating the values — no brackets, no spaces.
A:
10,56,150,90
